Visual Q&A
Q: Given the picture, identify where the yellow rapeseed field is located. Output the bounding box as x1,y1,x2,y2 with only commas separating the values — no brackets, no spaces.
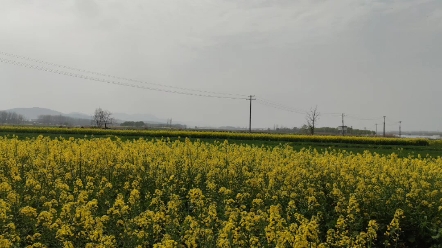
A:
0,136,441,247
0,126,430,146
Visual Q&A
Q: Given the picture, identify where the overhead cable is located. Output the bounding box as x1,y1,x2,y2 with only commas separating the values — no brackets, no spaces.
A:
0,56,248,100
0,51,248,98
346,115,384,121
0,51,403,125
255,98,307,114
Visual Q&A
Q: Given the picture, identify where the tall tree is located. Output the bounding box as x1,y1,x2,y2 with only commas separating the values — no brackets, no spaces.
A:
305,106,320,135
93,108,113,128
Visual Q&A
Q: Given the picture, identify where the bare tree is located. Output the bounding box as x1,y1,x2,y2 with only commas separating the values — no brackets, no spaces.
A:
305,106,320,135
0,111,26,124
93,108,113,128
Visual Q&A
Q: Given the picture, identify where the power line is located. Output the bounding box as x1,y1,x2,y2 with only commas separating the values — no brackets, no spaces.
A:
346,115,384,121
256,99,384,123
386,122,399,127
386,119,401,125
255,97,308,113
0,52,402,129
0,56,248,100
256,98,395,131
256,97,348,117
0,51,248,98
322,112,343,116
255,100,307,114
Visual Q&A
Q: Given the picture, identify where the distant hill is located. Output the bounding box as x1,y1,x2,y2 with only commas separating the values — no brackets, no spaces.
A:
5,107,63,120
3,107,167,124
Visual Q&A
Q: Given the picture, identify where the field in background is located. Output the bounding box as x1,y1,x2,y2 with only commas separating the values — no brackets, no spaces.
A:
1,126,441,158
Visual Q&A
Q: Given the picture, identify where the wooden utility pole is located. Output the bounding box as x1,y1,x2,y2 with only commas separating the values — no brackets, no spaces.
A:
399,121,402,137
383,116,386,137
247,95,256,133
341,113,345,136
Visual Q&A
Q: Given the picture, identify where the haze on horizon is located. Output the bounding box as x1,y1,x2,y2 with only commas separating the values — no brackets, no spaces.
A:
1,0,441,131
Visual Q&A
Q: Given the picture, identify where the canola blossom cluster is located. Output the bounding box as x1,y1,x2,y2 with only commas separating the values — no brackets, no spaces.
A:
0,136,441,247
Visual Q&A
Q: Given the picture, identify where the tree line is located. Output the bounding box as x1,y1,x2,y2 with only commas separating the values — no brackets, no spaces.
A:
36,115,91,127
1,107,375,135
0,111,26,124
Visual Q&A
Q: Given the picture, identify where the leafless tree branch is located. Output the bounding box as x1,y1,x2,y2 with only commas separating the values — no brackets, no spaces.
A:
305,106,320,135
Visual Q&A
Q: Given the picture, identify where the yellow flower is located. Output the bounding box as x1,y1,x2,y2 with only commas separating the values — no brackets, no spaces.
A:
20,206,37,218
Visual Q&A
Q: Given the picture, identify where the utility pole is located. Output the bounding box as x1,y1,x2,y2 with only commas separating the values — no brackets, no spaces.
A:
341,113,345,136
399,121,402,138
375,123,378,136
247,95,256,133
383,116,386,137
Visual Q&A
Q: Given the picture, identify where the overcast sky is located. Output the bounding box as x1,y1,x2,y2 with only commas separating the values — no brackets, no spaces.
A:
1,0,441,131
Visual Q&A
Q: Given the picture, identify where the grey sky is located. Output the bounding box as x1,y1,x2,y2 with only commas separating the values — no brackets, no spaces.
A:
1,0,441,131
